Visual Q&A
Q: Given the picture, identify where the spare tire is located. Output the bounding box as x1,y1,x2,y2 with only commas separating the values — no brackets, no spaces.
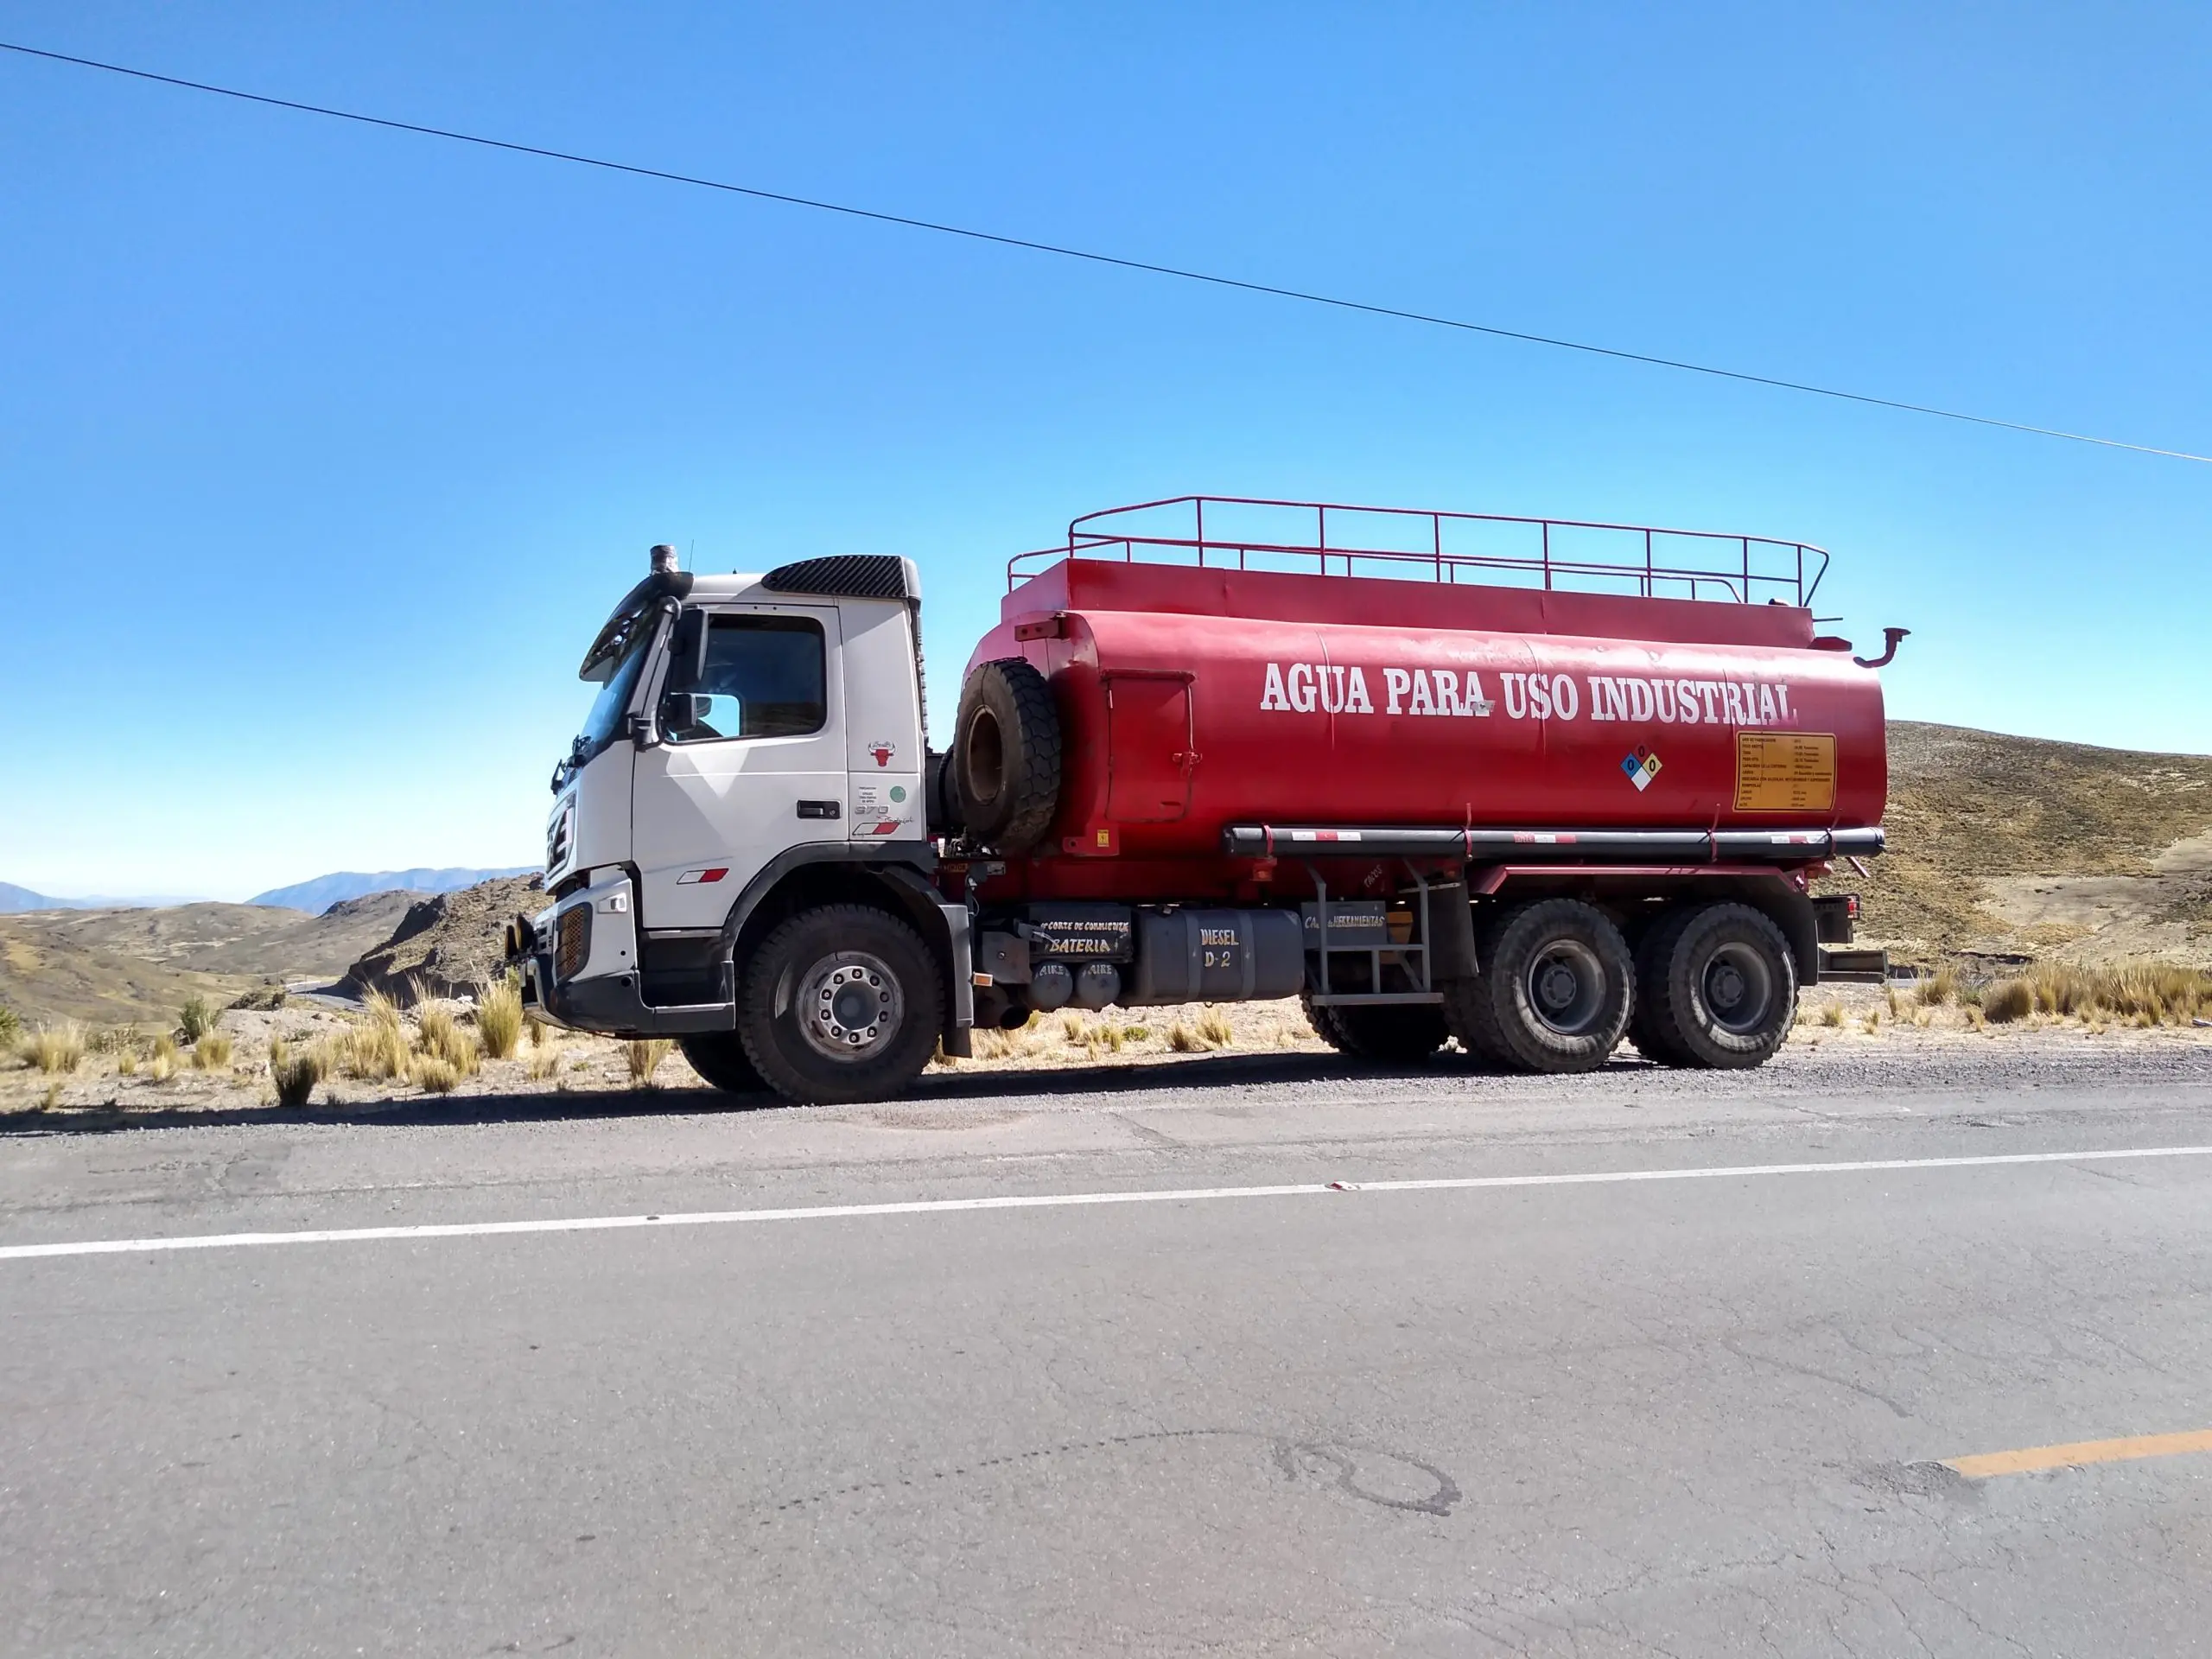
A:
950,658,1062,851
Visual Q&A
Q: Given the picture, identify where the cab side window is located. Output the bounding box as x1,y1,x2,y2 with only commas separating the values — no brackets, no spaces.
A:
661,615,827,742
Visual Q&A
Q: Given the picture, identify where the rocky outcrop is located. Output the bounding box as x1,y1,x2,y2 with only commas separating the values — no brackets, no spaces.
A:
340,874,543,1003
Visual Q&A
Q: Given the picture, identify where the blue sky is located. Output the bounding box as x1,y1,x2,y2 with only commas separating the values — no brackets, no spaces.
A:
3,2,2207,900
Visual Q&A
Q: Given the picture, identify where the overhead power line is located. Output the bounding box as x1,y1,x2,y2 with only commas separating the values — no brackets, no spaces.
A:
4,37,2206,465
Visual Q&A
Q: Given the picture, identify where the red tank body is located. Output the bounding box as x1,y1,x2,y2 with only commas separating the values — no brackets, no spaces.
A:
966,556,1885,900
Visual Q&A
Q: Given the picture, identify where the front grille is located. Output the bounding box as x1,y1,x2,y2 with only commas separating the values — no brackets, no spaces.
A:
555,906,590,981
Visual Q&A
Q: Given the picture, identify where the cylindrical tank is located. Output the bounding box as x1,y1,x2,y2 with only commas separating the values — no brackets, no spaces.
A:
965,559,1886,861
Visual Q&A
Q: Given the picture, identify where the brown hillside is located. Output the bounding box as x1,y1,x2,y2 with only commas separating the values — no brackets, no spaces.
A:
340,874,546,1003
0,891,423,1025
1834,721,2212,963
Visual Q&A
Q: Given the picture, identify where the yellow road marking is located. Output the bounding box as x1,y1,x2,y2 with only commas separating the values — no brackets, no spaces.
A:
1944,1428,2212,1479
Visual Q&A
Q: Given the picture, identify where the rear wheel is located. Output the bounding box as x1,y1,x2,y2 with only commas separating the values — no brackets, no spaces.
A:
738,905,944,1104
1638,902,1796,1069
1301,990,1447,1064
1442,899,1633,1074
677,1031,770,1098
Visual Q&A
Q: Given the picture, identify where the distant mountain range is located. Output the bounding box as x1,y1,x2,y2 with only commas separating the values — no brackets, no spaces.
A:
0,881,200,914
249,868,534,914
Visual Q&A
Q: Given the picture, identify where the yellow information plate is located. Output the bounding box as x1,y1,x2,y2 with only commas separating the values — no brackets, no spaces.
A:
1734,732,1837,812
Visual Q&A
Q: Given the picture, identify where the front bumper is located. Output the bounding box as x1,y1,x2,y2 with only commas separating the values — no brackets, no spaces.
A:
509,870,734,1039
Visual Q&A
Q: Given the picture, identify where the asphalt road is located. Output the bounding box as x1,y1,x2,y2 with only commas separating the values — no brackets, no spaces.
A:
4,1048,2212,1656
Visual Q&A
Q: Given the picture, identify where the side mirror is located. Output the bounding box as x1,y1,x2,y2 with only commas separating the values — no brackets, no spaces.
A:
666,609,709,691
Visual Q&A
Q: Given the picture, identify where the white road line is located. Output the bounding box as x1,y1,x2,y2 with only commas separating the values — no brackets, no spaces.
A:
4,1144,2209,1264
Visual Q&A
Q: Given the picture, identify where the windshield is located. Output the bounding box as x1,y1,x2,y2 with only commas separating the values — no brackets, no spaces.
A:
574,616,658,760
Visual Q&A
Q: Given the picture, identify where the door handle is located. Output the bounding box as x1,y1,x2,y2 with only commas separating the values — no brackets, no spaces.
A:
797,800,842,820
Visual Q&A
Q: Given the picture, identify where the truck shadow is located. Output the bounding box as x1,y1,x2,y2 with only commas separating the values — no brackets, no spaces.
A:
0,1049,1630,1137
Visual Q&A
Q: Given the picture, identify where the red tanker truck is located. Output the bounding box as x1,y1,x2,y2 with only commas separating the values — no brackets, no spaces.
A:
512,496,1895,1104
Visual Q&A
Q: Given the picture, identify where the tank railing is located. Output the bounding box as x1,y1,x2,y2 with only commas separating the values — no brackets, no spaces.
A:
1007,494,1829,608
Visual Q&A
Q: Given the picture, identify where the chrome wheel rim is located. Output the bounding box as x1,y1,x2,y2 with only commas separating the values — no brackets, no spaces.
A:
797,950,904,1061
1525,939,1606,1035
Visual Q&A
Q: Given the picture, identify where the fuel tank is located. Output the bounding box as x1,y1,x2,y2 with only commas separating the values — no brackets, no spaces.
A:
967,559,1887,860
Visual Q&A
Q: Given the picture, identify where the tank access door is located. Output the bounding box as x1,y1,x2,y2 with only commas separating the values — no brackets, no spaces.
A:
1103,671,1196,823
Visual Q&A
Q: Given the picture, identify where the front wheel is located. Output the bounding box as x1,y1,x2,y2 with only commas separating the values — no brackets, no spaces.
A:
677,1031,771,1099
738,905,944,1104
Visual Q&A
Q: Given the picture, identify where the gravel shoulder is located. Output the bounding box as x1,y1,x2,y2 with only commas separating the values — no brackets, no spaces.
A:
3,982,2208,1133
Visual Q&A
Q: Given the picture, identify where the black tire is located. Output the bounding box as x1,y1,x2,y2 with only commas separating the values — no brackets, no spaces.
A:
737,905,945,1105
924,748,954,836
677,1031,771,1098
1639,902,1797,1069
1627,909,1696,1065
1300,988,1353,1051
1302,988,1447,1064
950,658,1062,852
1440,899,1633,1074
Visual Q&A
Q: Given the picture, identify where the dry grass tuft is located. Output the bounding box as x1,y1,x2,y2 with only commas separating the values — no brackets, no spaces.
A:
193,1031,233,1071
116,1045,138,1077
972,1027,1020,1059
416,1002,459,1055
626,1038,674,1086
23,1021,87,1075
526,1046,563,1082
1916,969,1957,1007
268,1038,327,1107
1972,963,2210,1027
477,976,524,1060
41,1080,62,1111
1166,1012,1235,1053
1819,1001,1847,1027
526,1013,549,1048
416,1004,481,1077
334,1016,410,1081
409,1052,461,1094
148,1033,177,1082
0,1004,18,1046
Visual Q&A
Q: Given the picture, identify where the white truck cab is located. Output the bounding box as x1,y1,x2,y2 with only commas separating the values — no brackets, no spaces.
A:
514,549,971,1102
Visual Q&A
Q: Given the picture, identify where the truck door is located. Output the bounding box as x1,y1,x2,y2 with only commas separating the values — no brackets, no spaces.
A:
632,606,847,931
1104,671,1195,823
